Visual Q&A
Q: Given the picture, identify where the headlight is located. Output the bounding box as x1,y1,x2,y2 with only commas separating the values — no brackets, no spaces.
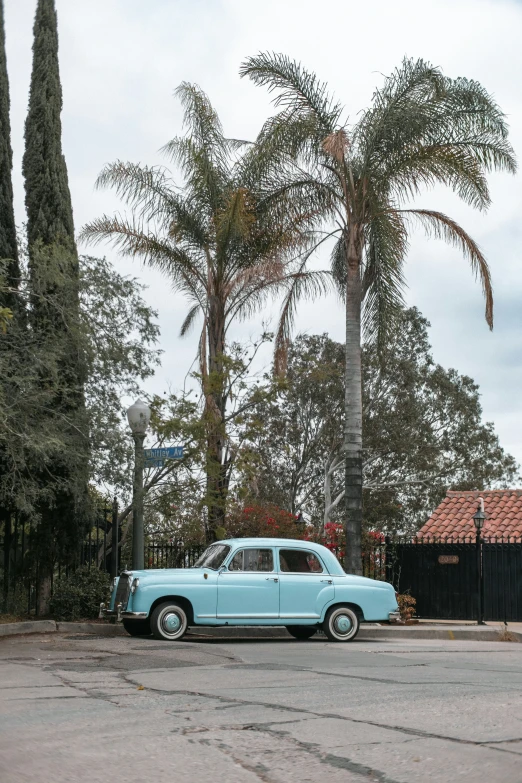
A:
131,577,140,593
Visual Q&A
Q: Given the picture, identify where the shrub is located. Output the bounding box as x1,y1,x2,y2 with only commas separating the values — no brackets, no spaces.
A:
397,593,416,621
49,566,111,621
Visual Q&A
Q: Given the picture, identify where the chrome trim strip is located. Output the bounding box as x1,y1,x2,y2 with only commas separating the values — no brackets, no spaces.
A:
388,611,401,622
122,611,148,619
280,613,320,619
216,614,279,619
99,608,148,620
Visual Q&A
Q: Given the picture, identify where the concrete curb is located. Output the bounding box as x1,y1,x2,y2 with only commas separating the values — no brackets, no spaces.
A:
358,625,522,643
0,620,56,637
0,621,520,643
57,622,125,636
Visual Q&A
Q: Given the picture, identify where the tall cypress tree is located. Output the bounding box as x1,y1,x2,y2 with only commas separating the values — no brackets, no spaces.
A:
23,0,75,252
0,0,19,309
0,0,19,606
23,0,89,611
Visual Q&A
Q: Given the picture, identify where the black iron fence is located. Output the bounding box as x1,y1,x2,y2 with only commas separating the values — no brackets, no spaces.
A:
2,523,522,621
146,543,205,569
389,536,522,622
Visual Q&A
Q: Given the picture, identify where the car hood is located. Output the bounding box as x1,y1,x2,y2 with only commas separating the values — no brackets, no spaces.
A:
123,568,206,579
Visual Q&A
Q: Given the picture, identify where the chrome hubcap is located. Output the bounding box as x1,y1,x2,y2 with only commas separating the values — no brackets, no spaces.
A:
162,612,181,634
334,614,352,634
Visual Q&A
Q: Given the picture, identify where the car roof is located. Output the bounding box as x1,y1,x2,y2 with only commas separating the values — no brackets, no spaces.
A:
213,537,345,575
216,537,326,549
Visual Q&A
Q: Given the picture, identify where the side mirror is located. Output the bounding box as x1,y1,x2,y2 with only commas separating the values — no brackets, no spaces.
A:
218,565,228,574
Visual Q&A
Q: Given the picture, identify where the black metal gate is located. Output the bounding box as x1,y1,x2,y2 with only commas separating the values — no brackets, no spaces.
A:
392,538,522,621
393,541,478,620
483,541,522,621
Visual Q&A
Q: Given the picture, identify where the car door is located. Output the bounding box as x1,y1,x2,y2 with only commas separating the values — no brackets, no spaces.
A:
217,547,279,620
278,548,335,619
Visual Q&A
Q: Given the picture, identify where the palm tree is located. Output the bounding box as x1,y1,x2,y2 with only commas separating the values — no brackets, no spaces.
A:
81,83,327,540
240,55,516,573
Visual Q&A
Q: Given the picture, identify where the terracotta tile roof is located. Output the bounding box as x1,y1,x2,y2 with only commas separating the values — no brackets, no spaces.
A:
418,490,522,541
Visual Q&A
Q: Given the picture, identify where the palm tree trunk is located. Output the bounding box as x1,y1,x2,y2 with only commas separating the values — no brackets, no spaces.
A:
206,298,227,542
344,233,363,575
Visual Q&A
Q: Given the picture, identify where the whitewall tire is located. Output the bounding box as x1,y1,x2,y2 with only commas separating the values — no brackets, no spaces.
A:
151,601,188,641
323,606,359,642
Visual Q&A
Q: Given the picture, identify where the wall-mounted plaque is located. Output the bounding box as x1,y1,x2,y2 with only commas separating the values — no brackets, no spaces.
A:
438,555,459,565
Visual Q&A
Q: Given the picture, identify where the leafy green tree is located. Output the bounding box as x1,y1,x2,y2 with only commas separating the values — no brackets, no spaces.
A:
0,252,161,507
79,255,160,495
241,54,517,572
240,314,519,534
22,0,89,609
82,84,324,540
0,250,161,602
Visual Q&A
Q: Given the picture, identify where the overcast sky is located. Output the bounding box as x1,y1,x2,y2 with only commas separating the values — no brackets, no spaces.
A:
5,0,522,468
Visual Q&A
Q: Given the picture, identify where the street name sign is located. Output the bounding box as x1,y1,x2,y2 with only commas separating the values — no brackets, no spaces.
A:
144,446,184,468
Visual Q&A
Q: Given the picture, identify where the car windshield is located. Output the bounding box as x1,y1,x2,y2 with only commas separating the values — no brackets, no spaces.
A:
193,544,231,570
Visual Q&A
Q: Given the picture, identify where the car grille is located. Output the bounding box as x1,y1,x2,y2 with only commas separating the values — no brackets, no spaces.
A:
114,572,132,610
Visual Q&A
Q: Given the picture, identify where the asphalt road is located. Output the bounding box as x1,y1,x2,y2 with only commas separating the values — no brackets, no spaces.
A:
0,630,521,783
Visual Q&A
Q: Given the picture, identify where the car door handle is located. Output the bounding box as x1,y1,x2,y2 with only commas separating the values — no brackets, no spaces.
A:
265,577,279,582
321,579,333,584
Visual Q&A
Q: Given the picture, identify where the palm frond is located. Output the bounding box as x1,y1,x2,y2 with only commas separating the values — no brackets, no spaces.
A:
174,82,226,159
180,303,201,337
357,58,516,210
362,211,408,348
240,52,342,132
356,58,446,163
80,214,206,296
399,208,493,327
273,253,333,374
161,83,232,212
93,160,210,247
330,236,347,300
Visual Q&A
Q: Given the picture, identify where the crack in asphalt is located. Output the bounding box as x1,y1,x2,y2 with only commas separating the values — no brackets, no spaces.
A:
4,635,522,782
223,660,511,689
172,719,404,783
123,679,522,755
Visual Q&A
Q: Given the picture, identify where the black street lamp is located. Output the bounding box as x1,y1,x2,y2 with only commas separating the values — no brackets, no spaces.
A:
127,399,151,570
473,500,486,626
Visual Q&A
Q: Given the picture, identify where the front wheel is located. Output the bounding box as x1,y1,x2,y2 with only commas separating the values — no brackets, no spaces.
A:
122,618,151,637
322,606,359,642
286,625,317,640
150,601,188,641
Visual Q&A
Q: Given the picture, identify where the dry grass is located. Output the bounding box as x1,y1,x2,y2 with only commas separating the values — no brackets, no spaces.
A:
497,624,519,642
0,614,27,624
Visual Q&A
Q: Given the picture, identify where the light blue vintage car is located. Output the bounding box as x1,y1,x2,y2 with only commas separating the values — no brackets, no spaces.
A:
102,538,399,642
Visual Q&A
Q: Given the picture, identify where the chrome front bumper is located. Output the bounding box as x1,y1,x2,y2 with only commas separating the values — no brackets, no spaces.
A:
99,602,148,622
388,610,401,623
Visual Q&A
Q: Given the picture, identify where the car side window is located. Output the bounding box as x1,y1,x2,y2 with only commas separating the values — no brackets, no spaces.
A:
228,548,273,572
279,549,323,573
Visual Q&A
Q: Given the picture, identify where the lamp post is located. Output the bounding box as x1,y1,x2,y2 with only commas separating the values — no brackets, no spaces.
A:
473,500,486,626
127,399,151,570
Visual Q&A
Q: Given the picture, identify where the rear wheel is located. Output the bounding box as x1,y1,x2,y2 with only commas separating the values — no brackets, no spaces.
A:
122,618,151,637
286,625,317,640
151,601,188,641
322,606,359,642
